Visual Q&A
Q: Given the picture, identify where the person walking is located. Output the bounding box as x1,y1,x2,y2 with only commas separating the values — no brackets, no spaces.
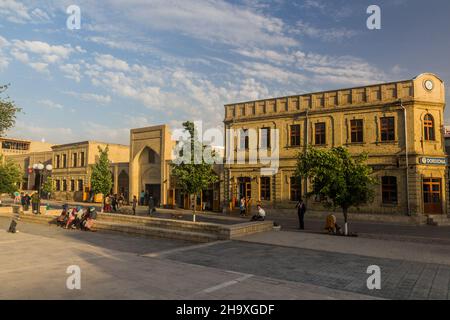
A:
132,196,137,215
296,199,306,230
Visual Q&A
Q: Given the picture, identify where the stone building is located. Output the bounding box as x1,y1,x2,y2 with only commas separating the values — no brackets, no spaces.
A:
0,137,53,156
223,73,447,217
129,124,223,211
51,141,130,201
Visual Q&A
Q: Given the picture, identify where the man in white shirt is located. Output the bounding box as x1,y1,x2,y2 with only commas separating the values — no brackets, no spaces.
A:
251,204,266,221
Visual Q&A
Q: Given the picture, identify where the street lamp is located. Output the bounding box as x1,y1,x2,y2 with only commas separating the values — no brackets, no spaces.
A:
32,163,53,214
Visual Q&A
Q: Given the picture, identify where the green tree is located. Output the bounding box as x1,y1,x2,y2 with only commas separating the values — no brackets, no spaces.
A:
295,146,377,235
0,155,22,194
171,121,218,222
41,176,54,198
90,146,112,209
0,84,22,136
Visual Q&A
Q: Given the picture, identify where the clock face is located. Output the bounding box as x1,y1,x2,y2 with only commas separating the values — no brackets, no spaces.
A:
424,80,434,91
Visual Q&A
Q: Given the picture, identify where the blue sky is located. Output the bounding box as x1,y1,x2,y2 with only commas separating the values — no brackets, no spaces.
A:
1,0,449,145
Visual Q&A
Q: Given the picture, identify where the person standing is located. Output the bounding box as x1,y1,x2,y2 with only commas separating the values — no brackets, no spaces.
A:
296,199,306,230
139,190,145,206
31,192,40,214
148,195,155,215
132,196,137,215
239,197,246,217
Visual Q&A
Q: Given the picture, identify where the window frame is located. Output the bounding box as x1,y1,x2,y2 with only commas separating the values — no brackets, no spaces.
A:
260,176,271,201
350,119,364,143
424,114,435,141
380,117,395,142
290,124,301,146
315,122,326,145
381,176,398,204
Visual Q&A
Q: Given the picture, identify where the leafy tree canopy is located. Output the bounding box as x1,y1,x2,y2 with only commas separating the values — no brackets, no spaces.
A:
295,146,377,224
0,84,22,137
90,146,112,197
171,121,218,211
0,155,22,194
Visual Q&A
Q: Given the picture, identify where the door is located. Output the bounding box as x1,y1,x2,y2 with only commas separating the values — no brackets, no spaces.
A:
423,178,442,214
238,177,251,202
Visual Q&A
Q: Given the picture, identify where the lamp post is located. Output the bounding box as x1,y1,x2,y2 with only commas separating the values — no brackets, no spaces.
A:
32,163,53,214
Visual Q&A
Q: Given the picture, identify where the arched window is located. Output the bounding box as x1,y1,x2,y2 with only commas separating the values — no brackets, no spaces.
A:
424,114,435,141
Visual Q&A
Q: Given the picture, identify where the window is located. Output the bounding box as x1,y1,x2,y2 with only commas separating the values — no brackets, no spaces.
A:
290,177,302,201
380,117,395,141
260,177,271,200
62,154,67,168
382,176,397,204
424,114,435,141
70,180,75,192
315,122,326,145
55,180,61,191
290,125,301,146
261,127,271,149
55,155,60,169
350,119,364,143
73,153,78,167
239,129,249,150
80,152,85,167
78,180,84,192
62,180,67,191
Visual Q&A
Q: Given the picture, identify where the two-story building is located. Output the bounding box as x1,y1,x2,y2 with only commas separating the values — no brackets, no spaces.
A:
223,73,447,217
51,141,130,201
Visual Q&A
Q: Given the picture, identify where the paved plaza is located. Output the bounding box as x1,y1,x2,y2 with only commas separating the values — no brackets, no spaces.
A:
0,217,449,300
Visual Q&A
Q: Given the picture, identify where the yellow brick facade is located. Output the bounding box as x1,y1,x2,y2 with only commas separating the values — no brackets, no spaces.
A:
223,73,447,216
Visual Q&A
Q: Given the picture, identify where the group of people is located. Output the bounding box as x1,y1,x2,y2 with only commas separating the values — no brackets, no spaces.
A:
18,192,41,214
238,196,253,217
132,193,156,215
103,193,127,213
56,204,97,231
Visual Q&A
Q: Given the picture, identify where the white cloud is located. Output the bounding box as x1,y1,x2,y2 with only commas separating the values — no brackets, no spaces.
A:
59,64,82,82
0,0,51,24
38,99,64,109
64,91,112,104
293,21,359,42
95,54,130,71
80,0,298,48
29,62,49,73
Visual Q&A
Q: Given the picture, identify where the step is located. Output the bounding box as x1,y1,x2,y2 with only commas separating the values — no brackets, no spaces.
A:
96,213,223,234
427,215,450,226
93,221,220,243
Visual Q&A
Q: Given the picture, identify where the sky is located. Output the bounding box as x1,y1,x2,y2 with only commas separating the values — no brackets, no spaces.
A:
1,0,449,145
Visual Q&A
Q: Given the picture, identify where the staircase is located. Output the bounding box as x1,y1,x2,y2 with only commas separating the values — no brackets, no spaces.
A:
427,215,450,226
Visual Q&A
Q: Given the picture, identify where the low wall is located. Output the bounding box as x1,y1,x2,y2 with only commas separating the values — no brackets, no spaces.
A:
0,210,273,242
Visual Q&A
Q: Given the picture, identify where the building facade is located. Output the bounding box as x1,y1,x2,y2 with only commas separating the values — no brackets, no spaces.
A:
129,124,223,211
51,141,130,201
223,73,447,217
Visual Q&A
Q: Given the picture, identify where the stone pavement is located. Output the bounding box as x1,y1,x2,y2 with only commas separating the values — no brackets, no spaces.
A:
0,217,374,300
1,217,449,300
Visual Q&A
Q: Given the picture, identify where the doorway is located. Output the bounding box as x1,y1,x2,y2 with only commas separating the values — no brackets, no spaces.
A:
145,184,161,207
238,177,251,201
423,178,442,214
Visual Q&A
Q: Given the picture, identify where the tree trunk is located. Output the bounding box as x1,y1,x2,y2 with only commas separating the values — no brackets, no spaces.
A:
343,207,348,236
192,193,197,222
